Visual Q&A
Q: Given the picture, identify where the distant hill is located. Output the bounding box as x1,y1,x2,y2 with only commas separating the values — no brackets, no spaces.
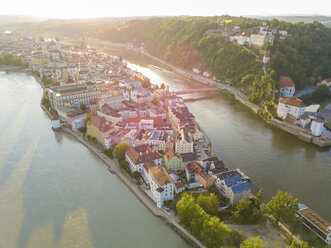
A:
0,15,47,25
246,15,331,27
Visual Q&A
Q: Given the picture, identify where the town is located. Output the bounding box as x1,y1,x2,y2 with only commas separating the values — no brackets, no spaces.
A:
1,32,331,247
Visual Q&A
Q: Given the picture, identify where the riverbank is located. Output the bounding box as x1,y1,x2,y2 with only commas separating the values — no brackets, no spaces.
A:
87,39,331,148
39,96,205,248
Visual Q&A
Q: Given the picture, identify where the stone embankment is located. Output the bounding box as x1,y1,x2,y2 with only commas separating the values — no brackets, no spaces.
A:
269,118,331,147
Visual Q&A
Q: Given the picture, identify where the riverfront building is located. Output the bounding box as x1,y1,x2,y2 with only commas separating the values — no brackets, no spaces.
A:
148,165,174,208
86,115,114,147
47,84,100,109
277,98,305,119
125,144,163,173
311,117,324,136
279,76,295,97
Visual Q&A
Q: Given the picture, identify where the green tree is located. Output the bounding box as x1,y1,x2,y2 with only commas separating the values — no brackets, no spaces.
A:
200,215,229,248
132,171,141,179
80,103,87,111
119,160,129,169
286,240,310,248
312,84,330,98
114,141,130,161
84,114,91,125
197,194,219,214
266,190,299,225
225,229,245,248
232,196,265,224
257,188,263,206
176,193,201,229
104,148,114,159
240,237,266,248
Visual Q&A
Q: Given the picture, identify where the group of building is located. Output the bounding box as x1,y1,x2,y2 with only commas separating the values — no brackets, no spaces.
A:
276,76,325,136
1,36,250,209
229,22,290,48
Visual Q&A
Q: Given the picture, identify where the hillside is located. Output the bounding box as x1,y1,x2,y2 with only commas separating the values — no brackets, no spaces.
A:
9,15,331,105
91,16,331,104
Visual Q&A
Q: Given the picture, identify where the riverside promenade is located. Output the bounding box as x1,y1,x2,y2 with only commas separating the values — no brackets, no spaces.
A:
60,127,206,248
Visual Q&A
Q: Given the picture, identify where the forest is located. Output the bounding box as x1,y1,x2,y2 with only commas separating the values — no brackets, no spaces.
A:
91,16,331,104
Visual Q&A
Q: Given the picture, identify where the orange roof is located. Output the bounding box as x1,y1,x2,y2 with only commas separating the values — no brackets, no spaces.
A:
52,112,59,121
126,144,162,165
150,166,172,186
279,97,305,107
89,115,113,132
279,76,295,88
165,150,175,160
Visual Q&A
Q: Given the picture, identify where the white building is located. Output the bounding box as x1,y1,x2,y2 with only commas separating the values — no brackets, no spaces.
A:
277,98,305,120
279,76,295,97
51,113,60,129
311,117,324,136
263,54,270,64
250,34,274,47
148,165,174,208
299,115,311,128
69,113,87,131
47,84,100,109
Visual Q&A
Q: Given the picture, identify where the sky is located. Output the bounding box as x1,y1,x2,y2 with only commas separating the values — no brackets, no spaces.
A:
1,0,331,19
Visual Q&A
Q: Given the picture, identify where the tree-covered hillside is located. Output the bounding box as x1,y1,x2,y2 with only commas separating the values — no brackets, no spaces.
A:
93,16,331,94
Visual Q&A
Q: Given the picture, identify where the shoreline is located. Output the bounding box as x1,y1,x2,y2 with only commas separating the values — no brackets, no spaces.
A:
88,38,331,148
38,90,205,248
0,68,205,248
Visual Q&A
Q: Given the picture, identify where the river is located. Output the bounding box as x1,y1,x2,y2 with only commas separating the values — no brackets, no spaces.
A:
100,48,331,222
0,71,189,248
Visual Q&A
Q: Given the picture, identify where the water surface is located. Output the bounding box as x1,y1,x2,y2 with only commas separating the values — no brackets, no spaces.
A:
0,72,188,248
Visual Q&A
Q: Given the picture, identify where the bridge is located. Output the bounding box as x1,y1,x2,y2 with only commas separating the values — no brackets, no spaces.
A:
174,87,220,95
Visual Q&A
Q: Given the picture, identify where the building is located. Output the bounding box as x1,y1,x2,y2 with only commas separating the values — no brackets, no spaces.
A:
215,174,251,205
174,181,185,194
185,161,204,182
51,113,60,129
67,110,87,131
250,34,274,47
175,127,194,154
97,104,123,124
164,150,183,172
148,166,173,208
311,117,324,136
86,115,114,147
197,173,215,189
279,76,295,97
47,84,100,109
297,204,331,245
125,144,163,173
277,98,305,119
263,54,270,64
299,115,311,128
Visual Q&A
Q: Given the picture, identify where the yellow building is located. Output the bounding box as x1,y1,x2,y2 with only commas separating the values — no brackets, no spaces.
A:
86,115,114,147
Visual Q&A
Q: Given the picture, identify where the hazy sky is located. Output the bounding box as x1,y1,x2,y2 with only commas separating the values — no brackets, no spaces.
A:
1,0,331,19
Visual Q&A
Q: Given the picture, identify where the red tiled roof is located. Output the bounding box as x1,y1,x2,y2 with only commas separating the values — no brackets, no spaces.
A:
150,166,172,186
279,97,305,107
279,76,295,88
126,144,162,165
